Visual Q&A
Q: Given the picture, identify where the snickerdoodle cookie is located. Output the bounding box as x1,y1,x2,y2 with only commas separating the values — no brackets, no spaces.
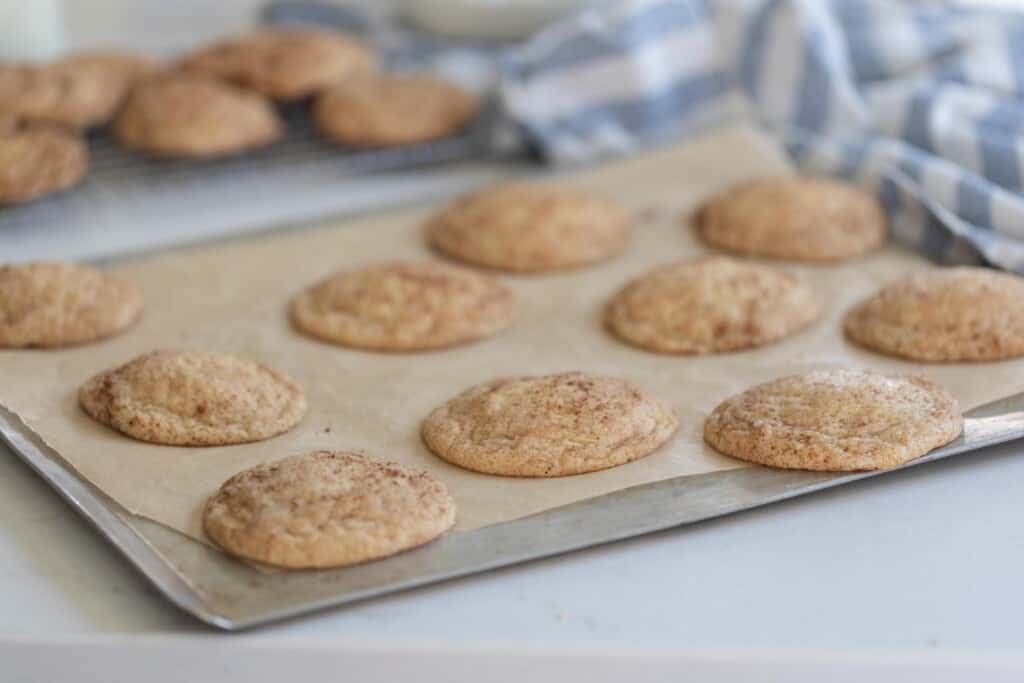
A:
427,182,633,272
312,74,479,147
113,75,282,158
422,371,679,477
204,450,455,569
605,256,820,354
696,176,886,262
703,369,962,471
0,262,141,347
0,116,88,204
79,350,306,446
180,29,377,101
0,61,123,129
843,267,1024,362
56,50,162,88
290,261,518,351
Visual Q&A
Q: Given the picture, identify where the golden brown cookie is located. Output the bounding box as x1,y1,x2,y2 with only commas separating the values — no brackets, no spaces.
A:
0,60,126,129
427,182,633,272
79,350,306,446
696,176,886,262
290,261,518,351
0,63,63,122
0,117,88,204
113,75,281,158
605,256,820,354
843,267,1024,362
422,371,679,477
203,450,456,569
312,74,479,147
0,262,142,347
180,29,377,101
703,369,962,471
56,50,163,88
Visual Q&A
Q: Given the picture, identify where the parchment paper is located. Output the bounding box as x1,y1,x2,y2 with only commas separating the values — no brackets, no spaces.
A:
2,124,1021,545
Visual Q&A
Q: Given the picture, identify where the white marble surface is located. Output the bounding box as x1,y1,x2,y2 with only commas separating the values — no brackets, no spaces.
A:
3,2,1024,680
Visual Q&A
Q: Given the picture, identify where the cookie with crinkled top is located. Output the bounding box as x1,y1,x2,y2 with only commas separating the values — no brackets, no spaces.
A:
204,450,456,569
422,371,679,477
696,176,886,262
313,74,479,147
290,261,518,351
843,267,1024,362
180,29,377,101
427,182,633,272
0,261,140,347
0,117,88,204
605,256,820,354
79,350,306,446
113,74,281,158
703,369,962,471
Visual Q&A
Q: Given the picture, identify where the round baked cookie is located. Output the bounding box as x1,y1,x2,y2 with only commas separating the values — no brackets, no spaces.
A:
696,176,886,262
0,117,88,204
312,75,479,148
422,371,679,477
703,369,963,471
0,63,63,122
605,256,820,354
56,50,163,88
290,261,518,351
203,450,456,569
0,60,128,129
843,267,1024,362
79,350,306,446
0,262,141,347
180,29,377,101
113,75,282,158
427,182,633,272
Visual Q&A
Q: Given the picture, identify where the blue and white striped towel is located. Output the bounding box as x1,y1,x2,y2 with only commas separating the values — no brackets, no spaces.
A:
271,0,1024,273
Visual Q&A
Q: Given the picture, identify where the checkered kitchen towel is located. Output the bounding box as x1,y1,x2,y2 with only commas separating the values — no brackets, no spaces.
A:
271,0,1024,273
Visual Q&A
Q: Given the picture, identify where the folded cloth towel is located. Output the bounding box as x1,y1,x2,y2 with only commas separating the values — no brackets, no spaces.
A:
267,0,1024,273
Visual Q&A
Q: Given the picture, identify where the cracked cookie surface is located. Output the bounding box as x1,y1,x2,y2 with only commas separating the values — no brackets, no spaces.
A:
703,369,962,471
290,261,518,351
204,450,456,569
843,267,1024,362
422,371,679,477
79,350,306,446
605,256,820,354
0,261,140,347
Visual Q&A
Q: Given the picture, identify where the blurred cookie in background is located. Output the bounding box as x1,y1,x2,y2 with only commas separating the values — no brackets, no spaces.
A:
313,74,479,148
0,114,87,204
113,74,282,159
696,176,886,263
180,28,377,101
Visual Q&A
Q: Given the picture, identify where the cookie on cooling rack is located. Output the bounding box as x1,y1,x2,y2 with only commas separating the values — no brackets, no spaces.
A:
180,28,377,101
695,176,886,262
312,74,479,148
703,369,962,471
79,350,306,446
0,116,88,204
422,371,679,477
113,74,282,158
204,450,456,569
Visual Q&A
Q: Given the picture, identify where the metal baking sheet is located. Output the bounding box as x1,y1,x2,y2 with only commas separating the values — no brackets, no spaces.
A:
2,392,1023,630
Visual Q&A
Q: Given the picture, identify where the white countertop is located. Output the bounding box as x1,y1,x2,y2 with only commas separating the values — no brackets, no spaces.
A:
3,2,1024,680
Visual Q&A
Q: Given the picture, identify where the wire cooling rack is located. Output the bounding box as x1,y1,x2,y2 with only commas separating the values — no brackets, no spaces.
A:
0,103,496,261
